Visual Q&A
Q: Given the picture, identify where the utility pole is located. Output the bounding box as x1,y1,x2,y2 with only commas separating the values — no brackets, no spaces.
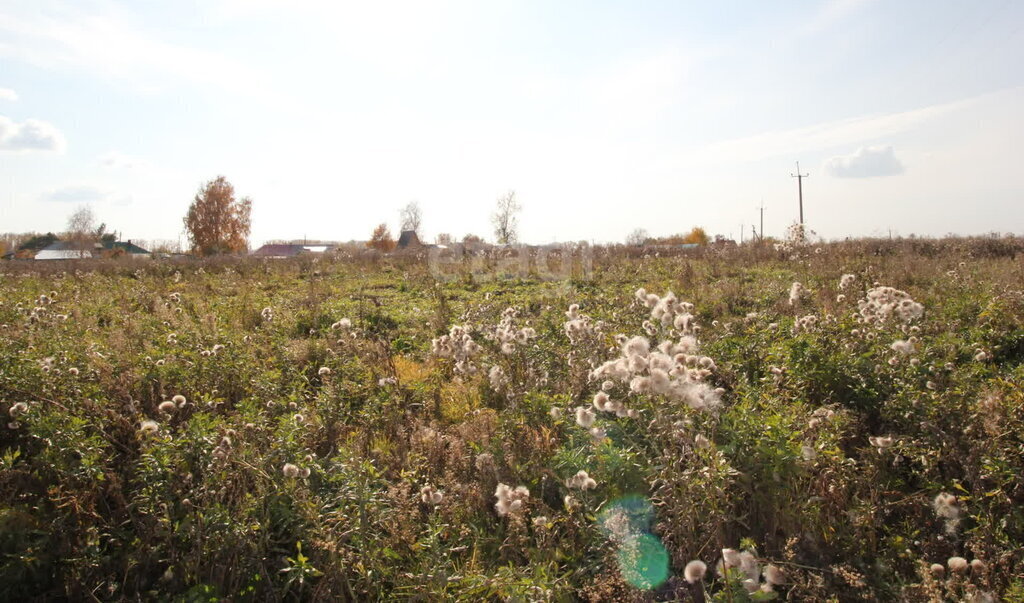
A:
757,199,766,242
790,162,809,225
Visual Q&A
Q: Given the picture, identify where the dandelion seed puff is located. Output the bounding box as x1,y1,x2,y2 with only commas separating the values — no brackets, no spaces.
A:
139,420,159,435
947,557,969,573
158,400,177,414
282,463,300,478
763,565,784,585
722,548,741,569
318,367,331,376
930,563,945,577
575,406,596,428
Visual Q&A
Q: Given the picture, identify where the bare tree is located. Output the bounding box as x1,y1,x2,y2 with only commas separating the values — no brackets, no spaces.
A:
491,190,520,245
625,228,648,246
399,201,422,234
183,176,252,256
65,206,99,258
435,233,453,246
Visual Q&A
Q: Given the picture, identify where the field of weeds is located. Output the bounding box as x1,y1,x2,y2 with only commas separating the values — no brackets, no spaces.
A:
1,239,1023,601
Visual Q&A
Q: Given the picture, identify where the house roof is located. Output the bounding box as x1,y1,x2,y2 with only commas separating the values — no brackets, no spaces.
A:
252,244,335,258
103,240,150,254
42,241,98,252
396,230,422,248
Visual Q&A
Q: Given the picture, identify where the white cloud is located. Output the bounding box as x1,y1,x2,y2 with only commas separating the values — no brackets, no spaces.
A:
824,145,905,178
700,92,988,163
0,115,66,152
41,185,110,203
0,87,16,101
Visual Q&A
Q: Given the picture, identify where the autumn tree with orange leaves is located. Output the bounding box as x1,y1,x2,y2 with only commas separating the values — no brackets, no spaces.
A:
366,223,396,252
183,176,252,256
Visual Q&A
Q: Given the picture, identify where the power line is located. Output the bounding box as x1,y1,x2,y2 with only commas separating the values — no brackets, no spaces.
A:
790,162,809,225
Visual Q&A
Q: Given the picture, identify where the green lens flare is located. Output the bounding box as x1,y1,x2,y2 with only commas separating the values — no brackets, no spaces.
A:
596,494,654,540
616,533,669,590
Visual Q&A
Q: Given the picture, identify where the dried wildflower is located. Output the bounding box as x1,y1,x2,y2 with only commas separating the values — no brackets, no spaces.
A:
420,485,444,505
933,493,959,520
763,565,784,585
158,400,177,414
318,367,331,376
282,463,300,478
575,406,596,428
947,556,969,573
566,470,597,490
139,420,159,435
930,563,945,577
68,367,79,375
684,560,707,584
722,548,741,569
788,282,806,305
494,483,529,517
868,435,894,453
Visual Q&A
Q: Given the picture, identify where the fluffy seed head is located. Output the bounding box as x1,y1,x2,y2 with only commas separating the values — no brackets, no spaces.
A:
947,557,969,573
684,560,707,583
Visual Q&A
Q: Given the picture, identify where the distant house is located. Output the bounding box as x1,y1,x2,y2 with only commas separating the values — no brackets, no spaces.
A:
102,240,150,258
396,230,423,249
35,241,98,260
34,240,150,260
251,244,335,259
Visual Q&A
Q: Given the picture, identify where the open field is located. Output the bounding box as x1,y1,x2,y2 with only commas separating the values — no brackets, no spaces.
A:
2,239,1024,601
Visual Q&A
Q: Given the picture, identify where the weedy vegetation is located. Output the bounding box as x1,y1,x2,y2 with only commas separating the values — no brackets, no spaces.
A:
1,237,1023,601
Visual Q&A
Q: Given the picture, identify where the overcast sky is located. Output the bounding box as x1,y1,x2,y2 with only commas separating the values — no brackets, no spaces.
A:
1,0,1022,245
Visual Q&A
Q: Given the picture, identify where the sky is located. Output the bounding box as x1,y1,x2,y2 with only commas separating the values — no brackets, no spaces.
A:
0,0,1022,247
